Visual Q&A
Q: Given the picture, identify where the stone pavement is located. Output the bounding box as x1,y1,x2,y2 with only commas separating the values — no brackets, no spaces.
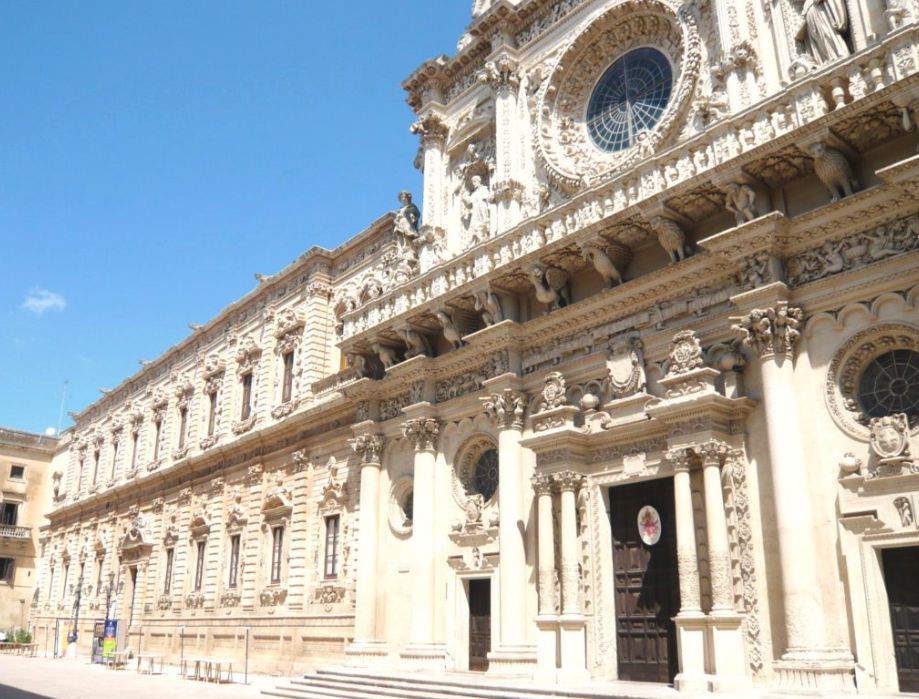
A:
0,654,278,699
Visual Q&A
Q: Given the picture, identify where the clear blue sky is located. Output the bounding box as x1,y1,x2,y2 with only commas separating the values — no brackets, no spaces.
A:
0,1,470,435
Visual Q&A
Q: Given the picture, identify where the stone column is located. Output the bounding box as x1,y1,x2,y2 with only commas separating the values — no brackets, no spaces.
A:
479,54,522,233
410,113,448,230
668,448,707,691
699,441,751,692
400,417,446,668
346,432,388,664
482,389,535,673
532,473,558,677
733,303,853,691
554,471,589,681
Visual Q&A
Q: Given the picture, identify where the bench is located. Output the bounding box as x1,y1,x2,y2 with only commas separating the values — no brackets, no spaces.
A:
136,653,164,674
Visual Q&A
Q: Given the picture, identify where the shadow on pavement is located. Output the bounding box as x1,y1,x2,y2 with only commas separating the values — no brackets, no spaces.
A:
0,685,55,699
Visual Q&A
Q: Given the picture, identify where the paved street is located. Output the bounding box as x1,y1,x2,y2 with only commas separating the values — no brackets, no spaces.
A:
0,654,282,699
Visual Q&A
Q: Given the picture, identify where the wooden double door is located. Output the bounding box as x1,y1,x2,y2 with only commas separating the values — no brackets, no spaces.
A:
610,479,680,683
469,578,492,672
883,546,919,692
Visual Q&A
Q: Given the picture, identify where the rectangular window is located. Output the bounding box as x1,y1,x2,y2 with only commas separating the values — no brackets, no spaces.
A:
110,440,119,480
1,502,18,526
324,515,340,579
0,558,14,583
228,535,241,588
153,420,163,461
130,433,139,472
282,351,295,403
178,407,188,449
62,564,70,600
77,459,85,492
92,450,101,485
9,465,25,481
47,567,55,599
95,555,104,596
240,373,253,420
163,548,174,595
207,392,218,437
194,541,206,591
270,527,284,585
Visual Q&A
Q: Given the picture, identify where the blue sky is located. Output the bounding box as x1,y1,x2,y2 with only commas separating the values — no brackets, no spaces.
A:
0,1,470,435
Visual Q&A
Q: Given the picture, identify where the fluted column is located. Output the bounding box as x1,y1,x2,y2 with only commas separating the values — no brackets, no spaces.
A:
699,441,734,615
532,474,557,618
400,417,444,666
346,433,387,663
733,304,852,691
554,471,589,681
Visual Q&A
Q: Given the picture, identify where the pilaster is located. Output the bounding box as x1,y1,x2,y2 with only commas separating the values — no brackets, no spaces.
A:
554,470,589,682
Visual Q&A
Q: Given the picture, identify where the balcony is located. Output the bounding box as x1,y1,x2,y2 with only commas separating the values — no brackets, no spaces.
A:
0,524,31,541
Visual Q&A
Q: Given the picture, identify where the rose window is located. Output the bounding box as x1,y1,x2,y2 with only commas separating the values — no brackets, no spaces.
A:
586,47,673,153
473,449,499,502
858,349,919,421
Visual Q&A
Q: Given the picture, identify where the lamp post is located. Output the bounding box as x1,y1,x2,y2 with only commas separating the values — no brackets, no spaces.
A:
19,599,25,631
67,571,87,645
103,572,122,623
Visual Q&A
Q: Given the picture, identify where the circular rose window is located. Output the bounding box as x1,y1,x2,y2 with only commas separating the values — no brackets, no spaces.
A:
587,48,673,153
858,349,919,421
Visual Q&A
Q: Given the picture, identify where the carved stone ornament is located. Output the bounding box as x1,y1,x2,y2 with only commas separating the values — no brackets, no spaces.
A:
666,330,704,376
451,435,500,510
482,389,526,430
732,305,804,358
537,372,568,412
869,414,915,472
350,434,386,465
401,418,441,452
259,588,287,608
607,335,647,399
825,324,919,439
185,592,205,610
894,496,916,528
534,0,701,191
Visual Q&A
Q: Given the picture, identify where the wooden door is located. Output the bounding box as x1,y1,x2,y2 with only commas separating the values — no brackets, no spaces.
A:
883,546,919,692
468,579,491,672
610,479,679,683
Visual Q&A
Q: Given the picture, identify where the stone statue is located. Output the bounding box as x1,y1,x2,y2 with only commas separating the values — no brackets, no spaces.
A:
578,240,633,288
394,191,421,250
528,264,571,313
808,142,858,202
797,0,850,65
462,175,493,245
397,327,433,359
372,342,400,370
650,216,691,264
724,183,759,226
434,309,464,350
474,289,504,326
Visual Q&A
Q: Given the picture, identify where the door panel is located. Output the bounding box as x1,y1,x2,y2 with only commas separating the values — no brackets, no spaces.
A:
610,479,679,683
469,579,491,672
883,547,919,692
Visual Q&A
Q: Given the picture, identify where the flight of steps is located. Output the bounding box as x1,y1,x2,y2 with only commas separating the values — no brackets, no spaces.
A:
263,669,683,699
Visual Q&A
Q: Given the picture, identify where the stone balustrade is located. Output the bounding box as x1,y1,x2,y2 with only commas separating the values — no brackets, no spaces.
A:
0,524,31,541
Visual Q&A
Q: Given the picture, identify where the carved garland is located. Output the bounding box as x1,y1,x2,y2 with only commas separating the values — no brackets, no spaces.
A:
825,323,919,439
534,0,702,191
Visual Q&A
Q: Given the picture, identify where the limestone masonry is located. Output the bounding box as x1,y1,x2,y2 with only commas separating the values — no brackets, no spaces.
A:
26,0,919,694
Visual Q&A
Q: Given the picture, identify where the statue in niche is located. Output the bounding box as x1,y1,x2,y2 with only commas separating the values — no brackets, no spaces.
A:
393,191,422,266
796,0,850,65
462,175,494,245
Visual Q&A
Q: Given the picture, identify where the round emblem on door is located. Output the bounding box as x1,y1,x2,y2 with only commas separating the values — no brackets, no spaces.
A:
637,506,662,546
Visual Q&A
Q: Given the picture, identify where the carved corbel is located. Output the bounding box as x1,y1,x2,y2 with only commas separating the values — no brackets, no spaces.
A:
401,418,441,452
481,389,526,431
395,326,433,360
731,304,804,359
797,130,859,202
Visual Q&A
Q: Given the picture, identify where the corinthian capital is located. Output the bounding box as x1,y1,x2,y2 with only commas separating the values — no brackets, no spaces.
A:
553,470,583,493
695,440,729,465
731,304,804,358
401,418,441,452
350,434,386,465
478,55,520,93
531,472,554,497
665,448,693,472
410,113,449,147
481,389,526,430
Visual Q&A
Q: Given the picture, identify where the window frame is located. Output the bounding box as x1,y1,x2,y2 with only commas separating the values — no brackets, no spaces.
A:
281,350,295,404
207,391,218,437
228,534,241,589
0,502,19,527
270,526,284,585
178,406,188,449
323,514,341,580
0,557,14,583
163,548,174,595
194,540,206,592
240,372,254,421
9,464,25,481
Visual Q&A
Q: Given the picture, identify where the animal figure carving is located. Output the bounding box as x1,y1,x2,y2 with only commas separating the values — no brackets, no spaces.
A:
372,342,399,370
434,310,464,350
578,240,634,287
651,216,691,264
474,289,504,326
528,264,570,313
808,141,858,202
397,328,433,359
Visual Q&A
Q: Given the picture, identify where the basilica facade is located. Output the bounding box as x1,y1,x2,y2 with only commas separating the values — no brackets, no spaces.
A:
33,0,919,694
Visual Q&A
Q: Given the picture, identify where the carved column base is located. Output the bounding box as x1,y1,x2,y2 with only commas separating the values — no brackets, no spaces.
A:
774,648,856,694
675,613,708,692
486,644,538,676
706,613,752,693
344,640,389,667
535,616,559,681
558,615,590,682
399,643,447,671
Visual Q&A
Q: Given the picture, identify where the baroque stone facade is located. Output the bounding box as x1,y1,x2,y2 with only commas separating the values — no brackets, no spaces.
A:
32,0,919,693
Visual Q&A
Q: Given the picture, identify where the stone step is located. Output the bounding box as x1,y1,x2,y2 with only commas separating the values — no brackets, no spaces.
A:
288,675,557,699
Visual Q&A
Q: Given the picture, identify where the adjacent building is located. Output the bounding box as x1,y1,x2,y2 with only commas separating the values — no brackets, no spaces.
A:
0,427,58,631
31,0,919,694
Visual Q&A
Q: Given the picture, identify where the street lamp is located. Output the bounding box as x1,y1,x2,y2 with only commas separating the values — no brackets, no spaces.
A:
103,572,122,624
19,599,25,631
67,570,87,645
